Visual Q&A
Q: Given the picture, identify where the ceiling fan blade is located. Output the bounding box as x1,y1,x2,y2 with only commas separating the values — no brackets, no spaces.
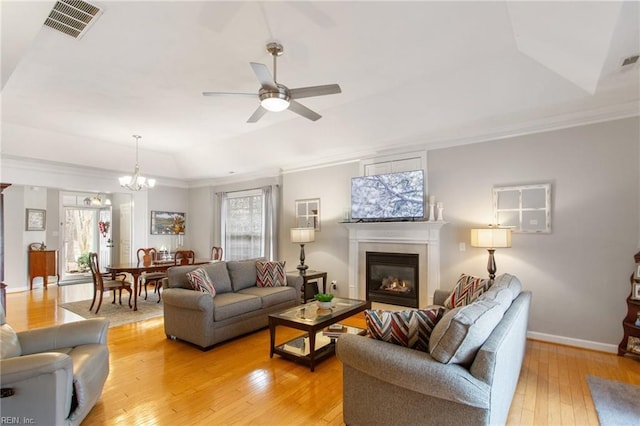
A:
289,84,341,99
250,62,276,89
202,92,256,97
247,105,268,123
288,100,321,121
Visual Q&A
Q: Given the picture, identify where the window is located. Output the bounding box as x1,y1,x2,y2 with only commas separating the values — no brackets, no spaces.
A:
220,186,279,261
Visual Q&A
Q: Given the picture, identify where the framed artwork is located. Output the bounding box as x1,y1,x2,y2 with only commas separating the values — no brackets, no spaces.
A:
25,208,46,231
295,198,320,231
150,211,186,235
632,282,640,301
493,183,551,233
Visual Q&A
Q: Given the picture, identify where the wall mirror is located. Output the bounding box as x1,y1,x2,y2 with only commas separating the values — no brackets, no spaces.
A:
295,198,320,231
493,184,551,233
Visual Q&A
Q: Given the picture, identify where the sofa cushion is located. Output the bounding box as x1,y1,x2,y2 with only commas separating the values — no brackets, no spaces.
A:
477,286,513,311
444,273,492,309
186,267,217,296
491,273,522,301
213,292,262,321
0,323,21,359
429,299,505,366
256,260,286,287
365,306,446,352
227,258,264,291
200,262,233,294
238,286,297,309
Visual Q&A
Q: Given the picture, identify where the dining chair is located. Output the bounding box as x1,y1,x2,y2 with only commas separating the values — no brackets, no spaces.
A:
88,252,132,314
211,246,223,261
174,250,196,265
136,248,167,302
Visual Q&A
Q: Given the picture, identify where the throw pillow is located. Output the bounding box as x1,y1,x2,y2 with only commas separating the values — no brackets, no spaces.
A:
186,268,216,296
256,261,286,287
429,299,505,366
365,306,446,352
444,273,492,309
0,323,22,359
491,273,522,301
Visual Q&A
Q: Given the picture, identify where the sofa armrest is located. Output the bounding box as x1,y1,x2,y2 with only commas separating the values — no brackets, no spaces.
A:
433,289,450,306
1,353,74,424
17,318,109,355
336,334,490,408
162,288,214,312
286,274,303,303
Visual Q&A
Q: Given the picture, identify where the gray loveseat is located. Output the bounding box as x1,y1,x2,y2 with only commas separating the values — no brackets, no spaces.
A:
336,274,531,426
162,259,302,349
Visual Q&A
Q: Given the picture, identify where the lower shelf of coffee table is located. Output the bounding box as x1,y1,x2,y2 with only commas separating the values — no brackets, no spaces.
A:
274,325,365,367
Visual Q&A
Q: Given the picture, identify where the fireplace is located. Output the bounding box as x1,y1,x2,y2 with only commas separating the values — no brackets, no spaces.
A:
366,251,419,308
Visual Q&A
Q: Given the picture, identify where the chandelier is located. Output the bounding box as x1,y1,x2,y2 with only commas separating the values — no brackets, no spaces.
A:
119,135,156,191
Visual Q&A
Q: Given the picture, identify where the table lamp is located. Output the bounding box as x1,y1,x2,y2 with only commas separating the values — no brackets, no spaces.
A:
470,226,512,280
291,227,315,274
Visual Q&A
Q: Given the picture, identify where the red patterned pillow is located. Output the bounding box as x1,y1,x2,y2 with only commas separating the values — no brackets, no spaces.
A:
186,268,216,296
365,306,446,352
444,274,491,309
256,261,286,287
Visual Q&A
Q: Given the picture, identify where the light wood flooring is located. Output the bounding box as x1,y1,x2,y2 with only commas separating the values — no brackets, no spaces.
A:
5,284,640,425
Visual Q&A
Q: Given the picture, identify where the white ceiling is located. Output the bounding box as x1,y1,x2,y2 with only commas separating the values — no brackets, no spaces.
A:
1,1,639,184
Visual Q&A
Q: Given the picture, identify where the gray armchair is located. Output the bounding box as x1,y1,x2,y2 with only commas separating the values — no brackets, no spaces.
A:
0,306,110,426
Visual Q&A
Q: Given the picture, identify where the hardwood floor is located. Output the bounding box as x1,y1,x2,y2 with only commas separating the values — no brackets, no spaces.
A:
5,284,640,425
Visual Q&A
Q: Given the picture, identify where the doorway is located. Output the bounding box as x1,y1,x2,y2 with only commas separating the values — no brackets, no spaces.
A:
61,206,112,282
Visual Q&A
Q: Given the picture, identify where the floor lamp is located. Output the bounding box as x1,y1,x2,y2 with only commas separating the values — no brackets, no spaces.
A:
290,228,315,274
470,226,512,280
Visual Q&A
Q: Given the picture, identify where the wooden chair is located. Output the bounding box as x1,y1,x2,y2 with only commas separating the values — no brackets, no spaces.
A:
174,250,196,265
136,248,167,303
88,252,132,314
211,246,223,261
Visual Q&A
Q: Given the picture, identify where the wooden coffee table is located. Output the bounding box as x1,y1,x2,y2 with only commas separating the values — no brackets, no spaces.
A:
269,297,371,371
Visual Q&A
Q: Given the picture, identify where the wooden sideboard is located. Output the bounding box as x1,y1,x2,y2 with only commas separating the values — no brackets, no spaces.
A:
29,249,59,290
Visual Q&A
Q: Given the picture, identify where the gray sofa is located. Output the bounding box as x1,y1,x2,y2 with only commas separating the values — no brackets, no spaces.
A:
0,305,109,426
162,259,302,349
336,274,531,426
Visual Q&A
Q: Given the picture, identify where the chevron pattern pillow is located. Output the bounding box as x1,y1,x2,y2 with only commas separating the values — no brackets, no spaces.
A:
365,306,446,352
186,267,216,296
444,274,491,309
256,260,286,287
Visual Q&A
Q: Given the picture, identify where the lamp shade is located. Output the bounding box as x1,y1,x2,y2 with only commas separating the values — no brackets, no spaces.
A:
290,228,315,243
470,228,511,249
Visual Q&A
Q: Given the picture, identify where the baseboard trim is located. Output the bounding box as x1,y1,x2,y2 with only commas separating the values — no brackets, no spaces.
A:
527,331,618,354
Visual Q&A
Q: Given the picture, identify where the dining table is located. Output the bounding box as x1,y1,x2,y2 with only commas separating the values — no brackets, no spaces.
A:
106,259,214,311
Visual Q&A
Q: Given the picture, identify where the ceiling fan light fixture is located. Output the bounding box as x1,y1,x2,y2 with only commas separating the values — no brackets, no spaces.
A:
259,89,290,112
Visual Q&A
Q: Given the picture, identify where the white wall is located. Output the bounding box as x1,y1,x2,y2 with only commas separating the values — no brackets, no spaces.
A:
281,163,359,295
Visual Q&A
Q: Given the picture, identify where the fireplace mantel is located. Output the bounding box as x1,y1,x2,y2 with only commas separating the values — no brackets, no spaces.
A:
342,221,447,307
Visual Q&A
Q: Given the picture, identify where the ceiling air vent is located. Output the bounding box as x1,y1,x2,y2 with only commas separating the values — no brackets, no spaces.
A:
43,0,102,39
621,55,639,67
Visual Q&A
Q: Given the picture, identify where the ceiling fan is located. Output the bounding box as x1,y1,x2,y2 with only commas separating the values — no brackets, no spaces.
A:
202,42,341,123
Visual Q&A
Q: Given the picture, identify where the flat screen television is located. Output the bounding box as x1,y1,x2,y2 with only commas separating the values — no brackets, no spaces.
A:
351,170,425,221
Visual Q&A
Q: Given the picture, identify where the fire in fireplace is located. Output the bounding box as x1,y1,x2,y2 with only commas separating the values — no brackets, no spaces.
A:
366,251,419,308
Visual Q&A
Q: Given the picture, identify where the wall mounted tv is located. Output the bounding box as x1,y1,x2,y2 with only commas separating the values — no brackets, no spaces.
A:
351,170,425,221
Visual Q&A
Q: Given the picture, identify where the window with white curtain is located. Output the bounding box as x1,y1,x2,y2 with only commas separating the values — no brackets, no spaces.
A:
219,186,279,261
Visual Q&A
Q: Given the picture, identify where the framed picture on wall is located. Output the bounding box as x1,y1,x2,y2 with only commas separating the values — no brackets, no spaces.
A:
633,282,640,301
25,208,46,231
150,211,186,235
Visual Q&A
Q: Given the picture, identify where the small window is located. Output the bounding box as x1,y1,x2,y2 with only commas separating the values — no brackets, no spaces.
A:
493,184,551,233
